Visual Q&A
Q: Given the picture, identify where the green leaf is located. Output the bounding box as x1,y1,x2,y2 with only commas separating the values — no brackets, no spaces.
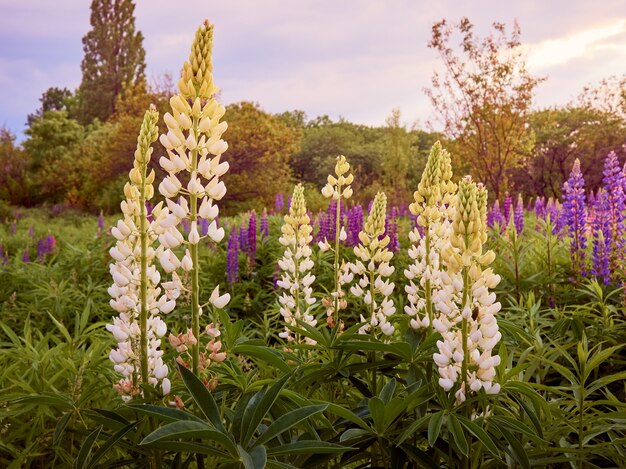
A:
267,441,351,456
320,402,370,431
233,344,291,373
254,404,327,447
14,392,74,410
397,415,430,445
238,444,267,469
458,416,499,457
127,403,205,424
53,412,72,446
379,378,397,404
149,441,230,458
368,397,385,435
499,427,530,469
340,428,373,443
177,362,225,432
447,414,468,457
428,410,444,447
86,422,136,469
73,426,102,469
140,420,236,455
241,373,291,448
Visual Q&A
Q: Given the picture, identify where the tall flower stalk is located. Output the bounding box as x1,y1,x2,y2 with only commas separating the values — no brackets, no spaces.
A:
405,142,456,330
107,105,172,401
277,184,317,343
437,176,501,404
320,155,353,327
350,192,396,337
561,159,588,279
158,21,230,375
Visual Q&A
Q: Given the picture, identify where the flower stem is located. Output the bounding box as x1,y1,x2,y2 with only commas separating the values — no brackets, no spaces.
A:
190,115,200,375
139,152,149,389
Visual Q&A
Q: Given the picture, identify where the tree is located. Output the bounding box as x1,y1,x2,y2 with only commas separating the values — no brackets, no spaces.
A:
23,111,85,204
0,128,28,205
514,107,626,198
76,0,146,124
382,108,411,204
222,102,300,213
577,74,626,120
425,18,542,199
26,87,76,126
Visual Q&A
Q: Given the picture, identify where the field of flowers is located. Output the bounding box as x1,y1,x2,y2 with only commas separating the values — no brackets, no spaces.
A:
2,21,626,469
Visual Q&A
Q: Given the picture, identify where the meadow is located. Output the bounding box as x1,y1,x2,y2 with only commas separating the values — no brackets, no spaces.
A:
2,18,626,469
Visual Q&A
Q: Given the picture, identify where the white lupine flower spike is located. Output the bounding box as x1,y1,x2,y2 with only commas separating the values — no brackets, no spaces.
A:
320,155,354,329
107,105,172,401
159,20,230,375
277,184,318,344
350,192,396,338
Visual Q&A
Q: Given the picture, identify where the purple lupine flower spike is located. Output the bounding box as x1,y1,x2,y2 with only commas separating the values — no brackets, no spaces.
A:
488,200,504,231
591,189,611,285
601,152,625,274
22,248,30,263
37,238,46,260
503,192,513,224
534,197,546,219
275,193,284,214
514,194,524,234
226,228,239,284
561,159,588,278
260,209,269,238
247,211,257,269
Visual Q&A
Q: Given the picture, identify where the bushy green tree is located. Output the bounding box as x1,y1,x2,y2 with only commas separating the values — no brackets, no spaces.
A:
23,111,85,204
515,107,626,197
76,0,146,124
0,128,28,205
222,102,300,213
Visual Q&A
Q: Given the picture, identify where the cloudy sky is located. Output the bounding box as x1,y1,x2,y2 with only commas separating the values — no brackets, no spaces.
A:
1,0,626,139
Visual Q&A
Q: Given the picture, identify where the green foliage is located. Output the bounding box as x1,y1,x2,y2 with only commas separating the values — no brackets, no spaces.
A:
223,102,300,214
516,106,626,198
76,0,146,125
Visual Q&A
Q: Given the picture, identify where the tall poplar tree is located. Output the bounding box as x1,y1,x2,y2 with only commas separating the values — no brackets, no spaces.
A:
77,0,146,124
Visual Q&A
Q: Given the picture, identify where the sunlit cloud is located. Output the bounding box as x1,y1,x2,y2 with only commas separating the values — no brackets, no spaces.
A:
525,19,626,69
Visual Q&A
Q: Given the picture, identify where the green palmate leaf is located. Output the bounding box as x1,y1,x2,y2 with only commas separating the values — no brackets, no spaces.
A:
232,344,291,373
340,428,373,443
84,409,131,431
399,443,440,468
491,415,543,441
320,402,370,431
14,392,74,409
368,397,385,434
140,420,236,455
150,441,230,458
457,416,500,457
253,404,327,447
447,414,468,457
73,425,102,469
499,427,530,469
265,461,298,469
379,378,397,404
177,362,225,432
397,415,430,445
238,444,267,469
428,410,445,447
241,373,291,448
267,441,352,456
127,403,205,424
86,422,136,469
